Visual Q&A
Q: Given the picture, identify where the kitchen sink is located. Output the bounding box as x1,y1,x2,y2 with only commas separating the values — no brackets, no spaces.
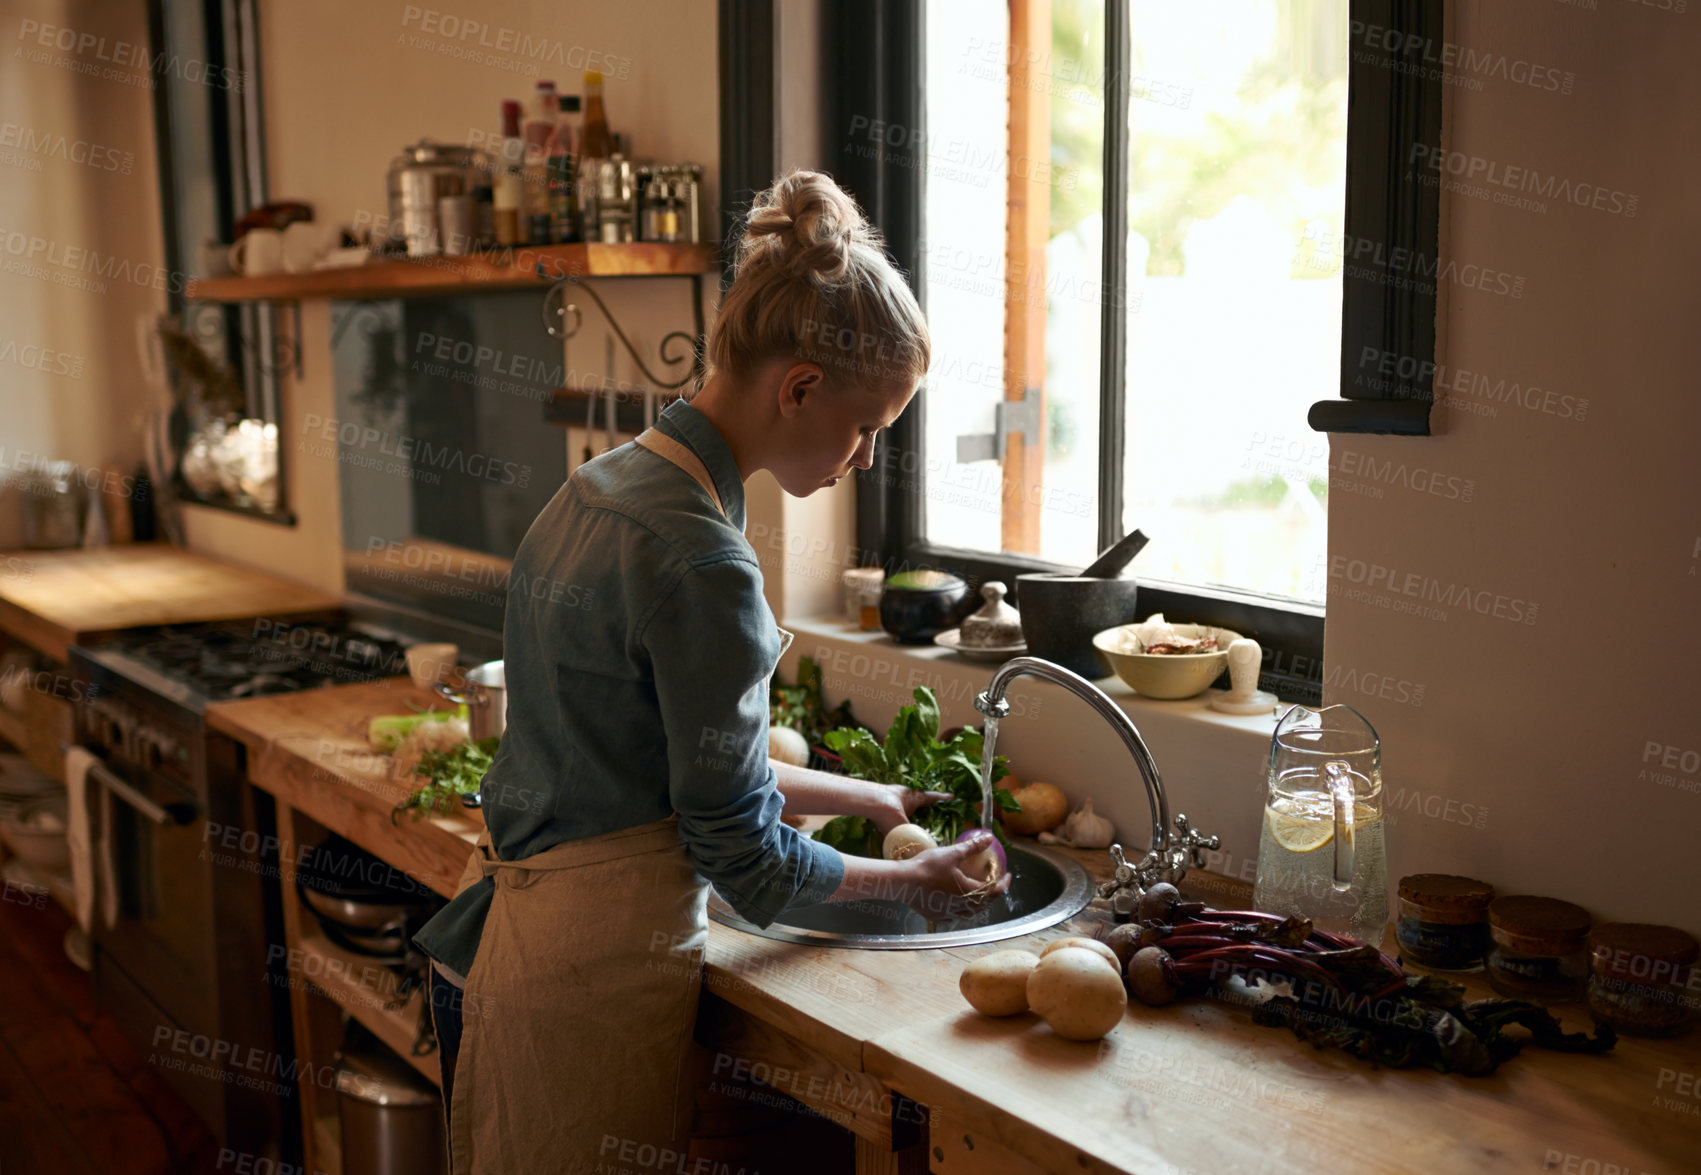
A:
707,842,1097,949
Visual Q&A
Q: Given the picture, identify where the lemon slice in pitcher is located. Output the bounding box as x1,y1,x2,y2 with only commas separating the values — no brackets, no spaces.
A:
1265,797,1336,853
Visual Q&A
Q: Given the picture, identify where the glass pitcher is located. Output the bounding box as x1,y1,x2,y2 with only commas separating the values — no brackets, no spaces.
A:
1253,704,1389,942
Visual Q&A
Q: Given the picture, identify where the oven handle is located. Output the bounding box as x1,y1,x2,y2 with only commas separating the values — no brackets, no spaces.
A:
88,758,192,826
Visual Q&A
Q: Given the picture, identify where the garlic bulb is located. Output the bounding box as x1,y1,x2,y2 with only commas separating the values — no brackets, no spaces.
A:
1037,798,1114,849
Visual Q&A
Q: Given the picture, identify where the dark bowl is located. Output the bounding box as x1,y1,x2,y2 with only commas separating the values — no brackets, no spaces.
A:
1014,574,1140,679
879,570,970,644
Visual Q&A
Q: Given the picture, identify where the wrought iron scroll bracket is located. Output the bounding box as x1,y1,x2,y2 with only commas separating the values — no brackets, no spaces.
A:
182,299,304,382
537,267,706,392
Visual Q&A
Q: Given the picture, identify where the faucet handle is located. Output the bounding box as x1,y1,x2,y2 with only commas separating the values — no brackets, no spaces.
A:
1172,812,1221,869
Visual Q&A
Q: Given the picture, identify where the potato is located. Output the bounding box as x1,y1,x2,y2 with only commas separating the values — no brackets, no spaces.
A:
1041,936,1120,972
998,780,1069,836
1026,946,1127,1041
959,950,1040,1016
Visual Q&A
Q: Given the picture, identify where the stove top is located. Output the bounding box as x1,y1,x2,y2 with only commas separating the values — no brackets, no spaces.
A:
72,617,411,713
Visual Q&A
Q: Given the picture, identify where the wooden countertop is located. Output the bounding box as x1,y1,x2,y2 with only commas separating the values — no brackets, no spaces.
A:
207,676,482,896
210,680,1701,1173
0,543,343,661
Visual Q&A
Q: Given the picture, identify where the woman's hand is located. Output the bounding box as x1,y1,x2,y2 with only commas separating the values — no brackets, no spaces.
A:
867,782,954,837
897,831,1012,921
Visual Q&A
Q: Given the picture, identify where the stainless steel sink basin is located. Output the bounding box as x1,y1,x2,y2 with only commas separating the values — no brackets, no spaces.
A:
708,842,1096,949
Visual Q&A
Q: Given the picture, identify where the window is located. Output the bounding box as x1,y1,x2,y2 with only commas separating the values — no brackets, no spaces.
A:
927,0,1346,599
148,0,293,523
823,0,1441,702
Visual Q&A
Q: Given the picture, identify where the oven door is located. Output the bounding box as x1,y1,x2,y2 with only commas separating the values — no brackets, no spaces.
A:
84,751,215,1037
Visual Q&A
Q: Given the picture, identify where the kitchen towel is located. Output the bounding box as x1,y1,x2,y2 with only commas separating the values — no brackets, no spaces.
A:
63,746,98,933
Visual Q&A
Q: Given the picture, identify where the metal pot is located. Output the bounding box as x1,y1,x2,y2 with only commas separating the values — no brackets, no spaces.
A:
434,660,505,741
336,1029,446,1175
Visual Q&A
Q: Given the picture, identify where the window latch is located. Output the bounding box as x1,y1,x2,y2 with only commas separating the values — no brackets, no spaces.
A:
955,387,1042,464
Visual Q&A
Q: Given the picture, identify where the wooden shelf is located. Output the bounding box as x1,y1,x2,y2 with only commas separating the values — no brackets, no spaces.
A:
186,241,718,302
294,929,442,1088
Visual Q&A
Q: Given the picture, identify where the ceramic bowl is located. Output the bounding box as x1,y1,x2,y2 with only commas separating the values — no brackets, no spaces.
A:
879,570,970,644
1092,623,1242,700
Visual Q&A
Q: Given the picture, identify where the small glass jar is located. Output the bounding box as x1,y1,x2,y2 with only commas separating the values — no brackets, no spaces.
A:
840,567,885,631
1396,874,1494,973
1587,923,1698,1037
1486,895,1591,1005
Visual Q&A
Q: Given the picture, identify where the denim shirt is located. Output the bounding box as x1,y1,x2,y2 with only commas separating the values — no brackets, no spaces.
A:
413,399,845,978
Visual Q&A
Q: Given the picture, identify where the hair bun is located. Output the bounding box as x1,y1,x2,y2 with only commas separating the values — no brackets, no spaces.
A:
741,170,863,284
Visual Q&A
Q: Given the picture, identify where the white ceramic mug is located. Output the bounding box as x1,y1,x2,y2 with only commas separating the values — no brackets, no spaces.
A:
406,643,459,690
198,239,234,277
228,227,284,276
282,221,340,274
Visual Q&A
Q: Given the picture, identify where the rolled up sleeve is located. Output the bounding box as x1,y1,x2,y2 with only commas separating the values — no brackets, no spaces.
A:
643,556,844,927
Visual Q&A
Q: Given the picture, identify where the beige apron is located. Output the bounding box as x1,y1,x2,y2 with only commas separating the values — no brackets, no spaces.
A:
445,426,788,1172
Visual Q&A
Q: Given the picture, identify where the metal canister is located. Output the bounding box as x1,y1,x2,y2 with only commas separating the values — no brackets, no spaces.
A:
335,1031,446,1175
638,171,667,241
594,155,637,244
668,163,703,243
386,142,491,257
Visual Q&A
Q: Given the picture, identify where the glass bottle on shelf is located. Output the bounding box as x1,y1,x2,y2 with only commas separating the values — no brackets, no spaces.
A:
493,99,526,246
577,71,613,240
547,95,579,243
524,81,557,246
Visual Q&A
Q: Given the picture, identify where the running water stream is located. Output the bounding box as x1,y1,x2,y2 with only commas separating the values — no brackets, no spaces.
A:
978,712,1000,834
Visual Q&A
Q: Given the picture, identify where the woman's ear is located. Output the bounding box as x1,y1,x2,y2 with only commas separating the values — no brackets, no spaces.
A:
775,362,826,418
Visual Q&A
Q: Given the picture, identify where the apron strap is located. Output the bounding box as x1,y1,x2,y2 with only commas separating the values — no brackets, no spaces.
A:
475,817,685,879
634,428,725,521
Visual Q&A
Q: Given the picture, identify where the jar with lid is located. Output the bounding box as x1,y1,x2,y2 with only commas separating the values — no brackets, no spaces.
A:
1587,922,1698,1037
840,567,884,631
1486,895,1590,1005
1396,874,1494,973
638,170,666,241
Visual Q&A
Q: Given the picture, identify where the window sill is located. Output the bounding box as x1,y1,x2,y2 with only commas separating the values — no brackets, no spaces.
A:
780,614,1277,885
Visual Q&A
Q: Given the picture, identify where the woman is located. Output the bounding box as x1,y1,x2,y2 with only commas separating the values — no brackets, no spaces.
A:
414,170,1010,1172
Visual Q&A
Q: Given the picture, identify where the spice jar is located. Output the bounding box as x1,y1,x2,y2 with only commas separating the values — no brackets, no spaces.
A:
1486,895,1590,1005
1396,874,1494,973
1587,923,1698,1037
840,567,885,631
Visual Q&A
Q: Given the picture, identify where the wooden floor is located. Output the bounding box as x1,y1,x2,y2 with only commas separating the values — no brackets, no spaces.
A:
0,890,223,1175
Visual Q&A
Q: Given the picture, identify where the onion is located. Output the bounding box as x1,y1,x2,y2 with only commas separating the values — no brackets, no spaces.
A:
768,725,811,767
882,823,938,861
955,828,1007,884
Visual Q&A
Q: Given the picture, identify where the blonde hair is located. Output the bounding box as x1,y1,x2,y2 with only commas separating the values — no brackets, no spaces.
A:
705,170,929,390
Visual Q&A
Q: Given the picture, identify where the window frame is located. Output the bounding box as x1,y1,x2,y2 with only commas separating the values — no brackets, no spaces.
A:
147,0,295,525
801,0,1442,704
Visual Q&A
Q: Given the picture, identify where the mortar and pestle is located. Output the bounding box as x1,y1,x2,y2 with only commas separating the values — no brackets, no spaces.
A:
1015,529,1149,679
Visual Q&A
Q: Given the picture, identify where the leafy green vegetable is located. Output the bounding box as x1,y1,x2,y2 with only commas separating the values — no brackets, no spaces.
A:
815,686,1017,856
391,737,501,822
769,656,862,751
367,704,469,753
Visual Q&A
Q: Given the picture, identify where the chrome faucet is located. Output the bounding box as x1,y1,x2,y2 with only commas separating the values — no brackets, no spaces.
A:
974,656,1221,904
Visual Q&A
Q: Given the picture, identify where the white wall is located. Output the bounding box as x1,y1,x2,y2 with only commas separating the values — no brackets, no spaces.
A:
0,0,164,549
1319,0,1701,931
184,0,724,590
